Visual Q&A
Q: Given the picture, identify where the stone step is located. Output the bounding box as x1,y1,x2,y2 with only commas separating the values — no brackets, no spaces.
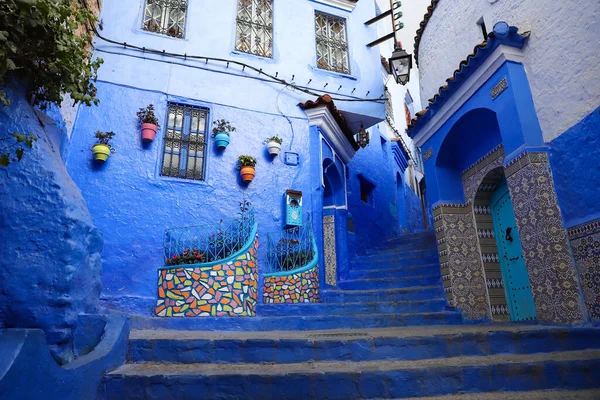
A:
337,274,441,290
322,285,444,303
364,248,437,258
130,310,461,332
402,389,600,400
103,350,600,399
127,326,600,365
355,252,440,265
350,257,441,271
257,299,447,316
347,264,441,280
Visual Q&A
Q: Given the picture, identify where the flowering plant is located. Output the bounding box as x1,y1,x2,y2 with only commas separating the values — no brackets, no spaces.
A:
137,104,160,127
166,248,206,266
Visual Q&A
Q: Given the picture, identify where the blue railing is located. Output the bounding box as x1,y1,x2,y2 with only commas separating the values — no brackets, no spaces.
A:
163,208,255,267
265,215,317,274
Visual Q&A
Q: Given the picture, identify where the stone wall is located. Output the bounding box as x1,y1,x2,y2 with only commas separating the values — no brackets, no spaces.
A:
0,85,103,363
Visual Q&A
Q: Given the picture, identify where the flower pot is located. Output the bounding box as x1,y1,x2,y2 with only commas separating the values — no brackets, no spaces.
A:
92,143,111,163
240,165,256,182
267,140,282,156
214,132,230,149
141,123,158,142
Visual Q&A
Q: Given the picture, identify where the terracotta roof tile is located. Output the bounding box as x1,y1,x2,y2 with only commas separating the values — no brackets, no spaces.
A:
413,0,441,67
298,95,360,150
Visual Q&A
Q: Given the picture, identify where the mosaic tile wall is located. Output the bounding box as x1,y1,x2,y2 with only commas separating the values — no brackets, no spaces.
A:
433,204,490,320
263,266,320,304
463,148,510,322
155,235,259,317
433,207,454,307
323,215,337,286
568,218,600,323
505,152,584,324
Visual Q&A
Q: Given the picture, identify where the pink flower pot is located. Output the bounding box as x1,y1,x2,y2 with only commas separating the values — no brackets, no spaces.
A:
141,123,158,142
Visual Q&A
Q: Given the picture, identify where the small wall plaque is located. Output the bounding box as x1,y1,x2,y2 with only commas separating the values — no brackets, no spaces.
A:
491,77,508,99
284,152,299,166
423,148,433,162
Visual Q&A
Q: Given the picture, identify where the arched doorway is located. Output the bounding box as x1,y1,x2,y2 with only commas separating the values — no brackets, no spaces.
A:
322,158,346,286
473,167,536,322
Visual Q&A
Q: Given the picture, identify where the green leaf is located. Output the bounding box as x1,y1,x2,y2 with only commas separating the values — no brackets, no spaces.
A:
0,154,10,167
15,148,24,161
12,132,26,142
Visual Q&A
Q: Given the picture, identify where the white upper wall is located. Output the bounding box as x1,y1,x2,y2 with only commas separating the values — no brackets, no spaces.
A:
416,0,600,142
94,0,385,121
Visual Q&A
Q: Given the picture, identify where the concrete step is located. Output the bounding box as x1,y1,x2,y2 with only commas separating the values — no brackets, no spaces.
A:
322,285,444,303
257,299,447,316
347,264,441,280
403,389,600,400
103,350,600,399
355,252,440,265
337,274,441,290
128,326,600,365
364,248,437,258
130,311,461,332
350,257,441,271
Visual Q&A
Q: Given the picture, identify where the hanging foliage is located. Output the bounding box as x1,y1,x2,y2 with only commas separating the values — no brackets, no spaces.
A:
0,0,103,165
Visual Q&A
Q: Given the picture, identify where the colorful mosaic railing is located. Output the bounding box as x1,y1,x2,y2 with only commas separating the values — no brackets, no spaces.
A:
156,209,259,317
163,208,255,267
264,215,317,275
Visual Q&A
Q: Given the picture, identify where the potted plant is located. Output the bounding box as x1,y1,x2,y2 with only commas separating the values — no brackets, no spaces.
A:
266,135,283,156
92,131,115,162
137,104,160,143
212,119,236,149
237,155,257,182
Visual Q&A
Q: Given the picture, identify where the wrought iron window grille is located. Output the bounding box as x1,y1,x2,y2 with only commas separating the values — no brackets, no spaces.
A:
265,215,317,274
142,0,188,38
315,11,350,74
235,0,274,58
161,103,208,181
163,208,256,266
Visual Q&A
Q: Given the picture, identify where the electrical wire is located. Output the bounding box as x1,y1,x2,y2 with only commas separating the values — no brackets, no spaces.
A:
79,2,385,104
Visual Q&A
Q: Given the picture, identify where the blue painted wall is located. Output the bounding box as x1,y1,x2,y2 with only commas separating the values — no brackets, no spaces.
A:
0,84,103,363
549,106,600,229
420,62,544,205
62,0,391,309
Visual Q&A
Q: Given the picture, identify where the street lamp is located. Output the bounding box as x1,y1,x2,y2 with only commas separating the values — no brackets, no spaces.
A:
357,125,370,149
388,42,412,85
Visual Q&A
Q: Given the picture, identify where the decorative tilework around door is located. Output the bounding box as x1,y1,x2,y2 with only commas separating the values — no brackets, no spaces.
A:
505,151,585,324
568,218,600,323
323,215,337,286
433,204,490,320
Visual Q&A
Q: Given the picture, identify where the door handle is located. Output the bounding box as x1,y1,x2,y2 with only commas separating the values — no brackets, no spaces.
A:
505,227,513,242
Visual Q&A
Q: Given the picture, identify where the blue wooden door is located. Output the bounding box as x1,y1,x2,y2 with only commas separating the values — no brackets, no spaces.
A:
490,179,537,321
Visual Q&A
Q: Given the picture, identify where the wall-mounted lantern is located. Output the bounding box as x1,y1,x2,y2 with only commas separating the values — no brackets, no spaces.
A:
357,125,370,149
285,190,303,228
389,43,412,85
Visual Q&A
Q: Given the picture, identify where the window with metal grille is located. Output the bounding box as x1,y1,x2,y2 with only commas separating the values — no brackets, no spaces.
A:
235,0,273,58
315,11,350,74
142,0,187,38
161,104,208,181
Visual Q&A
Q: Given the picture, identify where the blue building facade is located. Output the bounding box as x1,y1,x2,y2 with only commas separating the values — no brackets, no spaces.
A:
410,15,599,325
57,0,418,316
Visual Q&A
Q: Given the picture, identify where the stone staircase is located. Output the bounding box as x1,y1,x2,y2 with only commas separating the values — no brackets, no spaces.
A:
102,232,600,399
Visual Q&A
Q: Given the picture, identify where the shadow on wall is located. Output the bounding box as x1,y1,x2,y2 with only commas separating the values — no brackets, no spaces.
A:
0,83,103,364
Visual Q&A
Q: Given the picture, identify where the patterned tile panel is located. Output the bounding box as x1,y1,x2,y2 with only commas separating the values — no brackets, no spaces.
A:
436,204,490,319
462,145,505,204
323,215,337,286
568,218,600,322
263,266,320,304
506,152,584,324
155,235,259,317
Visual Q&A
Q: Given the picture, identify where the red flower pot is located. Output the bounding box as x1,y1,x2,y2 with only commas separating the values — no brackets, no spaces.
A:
141,123,158,142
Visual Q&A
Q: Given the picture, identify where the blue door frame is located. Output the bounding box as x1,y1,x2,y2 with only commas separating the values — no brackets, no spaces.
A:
490,178,536,321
